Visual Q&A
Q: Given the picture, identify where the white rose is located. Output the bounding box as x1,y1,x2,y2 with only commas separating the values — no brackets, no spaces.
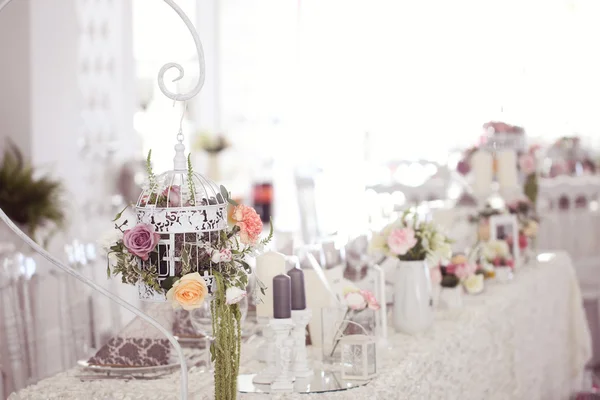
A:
463,274,484,294
98,230,123,252
483,240,509,260
344,291,367,311
225,287,247,305
523,220,538,237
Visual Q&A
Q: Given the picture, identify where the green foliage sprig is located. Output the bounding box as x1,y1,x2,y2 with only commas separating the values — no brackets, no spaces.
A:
0,142,64,243
187,154,196,205
146,150,156,189
210,272,242,400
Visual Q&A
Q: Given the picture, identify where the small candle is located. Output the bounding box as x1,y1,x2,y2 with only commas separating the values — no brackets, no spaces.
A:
497,150,518,189
471,150,493,195
272,274,292,319
256,251,286,318
287,267,306,310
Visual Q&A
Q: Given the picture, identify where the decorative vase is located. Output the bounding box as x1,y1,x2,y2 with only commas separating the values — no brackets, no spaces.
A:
438,286,463,309
393,260,433,334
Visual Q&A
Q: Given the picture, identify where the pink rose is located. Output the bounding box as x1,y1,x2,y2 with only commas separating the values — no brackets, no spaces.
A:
123,223,160,261
360,290,381,311
345,291,367,311
387,228,417,256
162,185,182,207
519,154,536,175
454,262,477,280
232,204,263,245
211,248,232,263
430,267,442,285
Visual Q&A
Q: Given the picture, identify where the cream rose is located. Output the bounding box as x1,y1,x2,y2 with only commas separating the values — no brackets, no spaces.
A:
523,220,538,238
463,274,484,294
166,272,208,310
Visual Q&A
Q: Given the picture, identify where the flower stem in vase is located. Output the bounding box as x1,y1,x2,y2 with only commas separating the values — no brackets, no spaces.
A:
329,309,352,358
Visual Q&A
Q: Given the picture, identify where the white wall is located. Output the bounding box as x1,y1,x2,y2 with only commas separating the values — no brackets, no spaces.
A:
0,0,32,156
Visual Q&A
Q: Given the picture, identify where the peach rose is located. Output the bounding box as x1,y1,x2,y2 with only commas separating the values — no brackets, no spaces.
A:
166,272,208,310
232,204,263,245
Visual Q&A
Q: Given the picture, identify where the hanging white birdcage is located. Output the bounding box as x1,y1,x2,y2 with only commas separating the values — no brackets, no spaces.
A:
135,141,228,301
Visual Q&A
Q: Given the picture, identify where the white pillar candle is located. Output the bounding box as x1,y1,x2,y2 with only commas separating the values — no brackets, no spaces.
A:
256,251,286,318
496,150,519,189
471,150,493,195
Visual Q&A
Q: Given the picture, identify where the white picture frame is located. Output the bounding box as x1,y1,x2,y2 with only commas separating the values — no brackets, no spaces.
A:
489,214,520,266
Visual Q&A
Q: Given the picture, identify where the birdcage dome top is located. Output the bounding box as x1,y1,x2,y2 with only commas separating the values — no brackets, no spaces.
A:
134,147,228,234
136,170,226,209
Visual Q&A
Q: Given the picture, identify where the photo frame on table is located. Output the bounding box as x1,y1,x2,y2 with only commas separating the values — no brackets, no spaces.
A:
489,214,520,266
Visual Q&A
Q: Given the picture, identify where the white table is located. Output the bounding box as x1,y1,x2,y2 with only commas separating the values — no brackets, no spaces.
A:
14,252,591,400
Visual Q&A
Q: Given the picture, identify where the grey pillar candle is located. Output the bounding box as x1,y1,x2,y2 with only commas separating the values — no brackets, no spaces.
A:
288,267,306,310
272,274,292,319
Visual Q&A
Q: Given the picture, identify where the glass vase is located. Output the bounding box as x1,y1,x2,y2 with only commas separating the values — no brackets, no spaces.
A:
321,306,376,365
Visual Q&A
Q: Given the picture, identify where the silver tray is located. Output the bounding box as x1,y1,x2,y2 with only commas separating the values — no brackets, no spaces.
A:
238,370,370,394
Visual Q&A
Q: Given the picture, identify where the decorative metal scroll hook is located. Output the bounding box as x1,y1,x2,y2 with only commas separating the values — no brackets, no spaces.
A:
158,0,206,102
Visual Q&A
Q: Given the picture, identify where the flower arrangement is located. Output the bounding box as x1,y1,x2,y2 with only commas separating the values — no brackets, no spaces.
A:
481,240,514,270
438,254,484,294
370,211,452,264
0,142,64,244
506,198,539,252
483,121,525,135
518,148,539,205
103,151,272,400
329,287,381,357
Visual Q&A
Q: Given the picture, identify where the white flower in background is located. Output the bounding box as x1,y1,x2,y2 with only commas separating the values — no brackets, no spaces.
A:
97,230,123,252
483,240,510,260
428,242,453,265
211,248,233,263
344,291,367,311
463,274,484,294
225,287,247,305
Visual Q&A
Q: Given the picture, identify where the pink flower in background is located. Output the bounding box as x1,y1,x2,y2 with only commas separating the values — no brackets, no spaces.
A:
162,185,182,207
519,154,536,175
360,290,381,311
345,291,367,311
387,228,417,256
454,262,477,280
518,233,528,250
232,204,263,244
123,223,160,261
430,267,442,285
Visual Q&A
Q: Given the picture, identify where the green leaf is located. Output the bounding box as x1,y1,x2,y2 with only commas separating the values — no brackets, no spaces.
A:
112,204,130,222
239,260,252,274
210,342,216,362
160,276,179,291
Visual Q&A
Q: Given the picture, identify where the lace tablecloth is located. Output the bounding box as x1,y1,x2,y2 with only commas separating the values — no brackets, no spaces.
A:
14,252,591,400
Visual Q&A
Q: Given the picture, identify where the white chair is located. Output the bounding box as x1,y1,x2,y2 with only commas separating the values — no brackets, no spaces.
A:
538,175,600,368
